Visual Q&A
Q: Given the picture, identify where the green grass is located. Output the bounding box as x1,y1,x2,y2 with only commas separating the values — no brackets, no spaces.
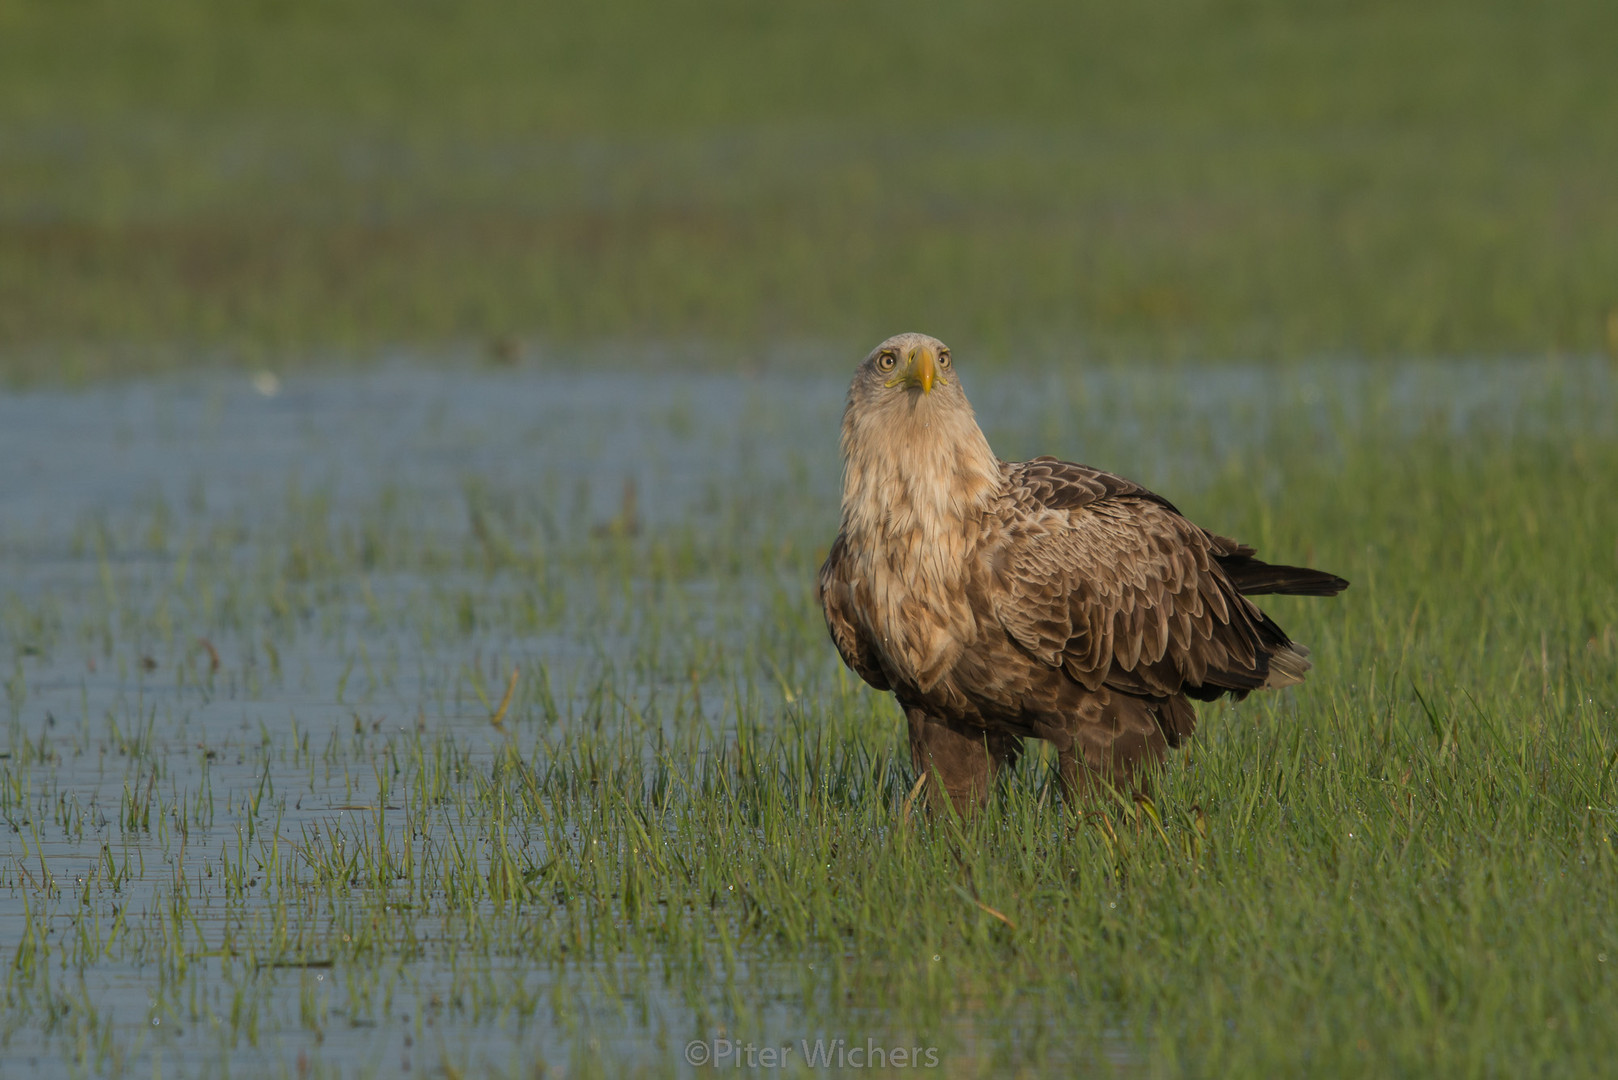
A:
2,362,1615,1075
4,0,1618,376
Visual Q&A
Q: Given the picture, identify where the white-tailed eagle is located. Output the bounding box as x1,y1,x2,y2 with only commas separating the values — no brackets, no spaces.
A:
817,333,1347,814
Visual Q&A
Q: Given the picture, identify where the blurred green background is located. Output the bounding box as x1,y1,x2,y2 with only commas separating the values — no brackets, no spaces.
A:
3,0,1617,377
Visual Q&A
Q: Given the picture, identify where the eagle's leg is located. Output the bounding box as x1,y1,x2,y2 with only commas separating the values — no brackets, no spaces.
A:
1056,692,1175,809
906,707,1018,816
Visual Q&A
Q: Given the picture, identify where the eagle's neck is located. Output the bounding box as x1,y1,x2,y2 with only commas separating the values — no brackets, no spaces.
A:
838,391,1003,584
836,390,1002,689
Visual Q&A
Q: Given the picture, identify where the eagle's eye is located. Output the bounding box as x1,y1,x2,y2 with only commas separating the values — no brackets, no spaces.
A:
876,352,897,371
938,351,951,369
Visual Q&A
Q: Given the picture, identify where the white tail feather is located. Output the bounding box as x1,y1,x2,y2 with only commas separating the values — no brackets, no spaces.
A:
1264,644,1312,688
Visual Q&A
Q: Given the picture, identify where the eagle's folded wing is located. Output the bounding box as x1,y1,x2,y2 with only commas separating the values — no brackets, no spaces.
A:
816,533,892,691
991,460,1301,700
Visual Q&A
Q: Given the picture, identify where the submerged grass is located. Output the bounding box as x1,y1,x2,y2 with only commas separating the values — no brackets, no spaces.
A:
1,361,1615,1074
4,0,1618,374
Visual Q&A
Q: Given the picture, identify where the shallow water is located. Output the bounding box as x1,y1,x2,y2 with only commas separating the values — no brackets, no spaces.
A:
0,353,1611,1076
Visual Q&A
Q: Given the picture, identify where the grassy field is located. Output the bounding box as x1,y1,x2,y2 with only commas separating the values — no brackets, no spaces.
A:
1,358,1614,1075
4,0,1618,376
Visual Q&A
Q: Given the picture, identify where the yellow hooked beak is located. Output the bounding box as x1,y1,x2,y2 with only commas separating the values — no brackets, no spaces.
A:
887,345,938,393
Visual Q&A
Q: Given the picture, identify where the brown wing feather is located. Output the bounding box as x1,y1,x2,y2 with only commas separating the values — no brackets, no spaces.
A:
990,460,1298,700
816,533,891,691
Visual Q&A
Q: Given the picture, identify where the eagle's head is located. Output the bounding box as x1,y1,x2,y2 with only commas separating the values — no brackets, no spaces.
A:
847,332,969,414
